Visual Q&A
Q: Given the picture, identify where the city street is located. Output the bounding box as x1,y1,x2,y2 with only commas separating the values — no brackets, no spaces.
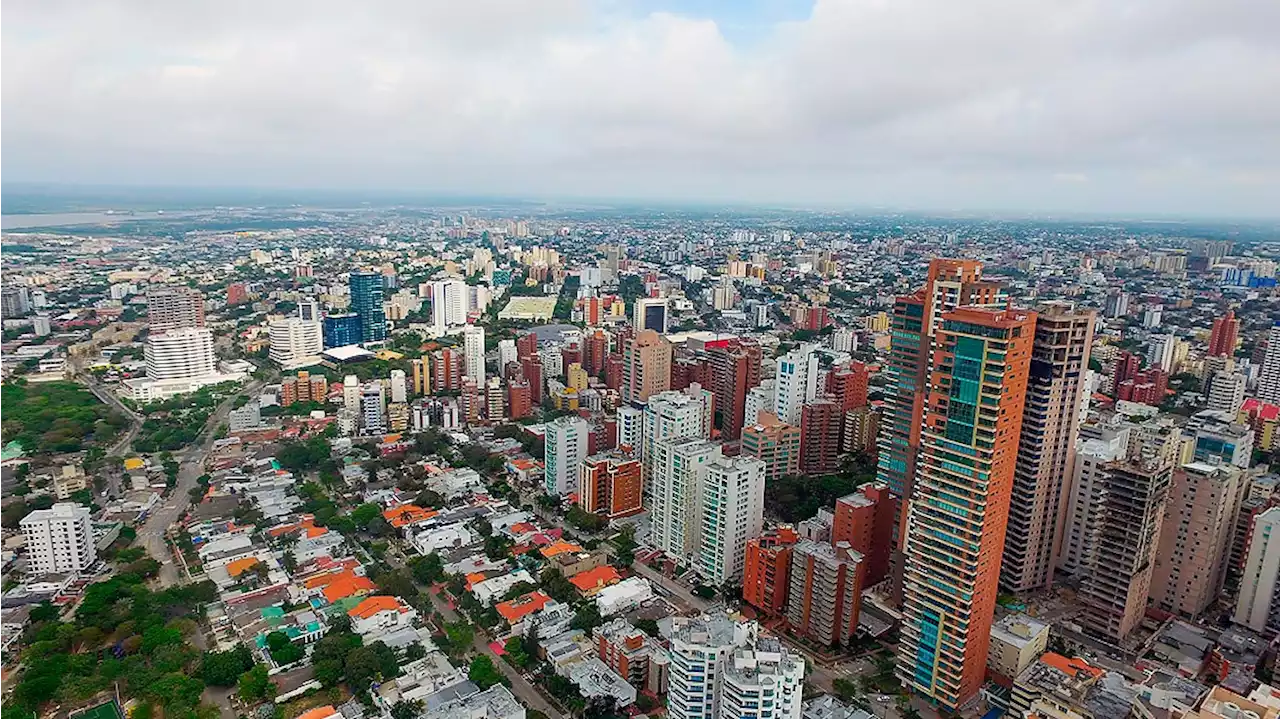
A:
133,381,262,587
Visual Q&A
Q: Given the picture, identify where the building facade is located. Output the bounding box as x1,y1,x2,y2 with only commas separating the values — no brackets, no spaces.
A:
696,456,766,586
20,503,96,575
895,307,1033,713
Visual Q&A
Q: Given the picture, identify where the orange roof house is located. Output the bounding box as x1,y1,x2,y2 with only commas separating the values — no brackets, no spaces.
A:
495,591,552,624
348,595,413,620
295,706,340,719
570,565,621,595
539,540,584,559
383,504,437,529
312,570,376,603
226,557,261,577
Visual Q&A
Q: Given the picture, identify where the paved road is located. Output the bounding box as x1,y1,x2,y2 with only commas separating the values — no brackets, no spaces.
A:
425,590,565,719
134,381,262,587
86,379,143,458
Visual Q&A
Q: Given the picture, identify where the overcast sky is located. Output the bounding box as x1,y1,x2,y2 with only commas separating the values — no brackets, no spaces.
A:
4,0,1278,217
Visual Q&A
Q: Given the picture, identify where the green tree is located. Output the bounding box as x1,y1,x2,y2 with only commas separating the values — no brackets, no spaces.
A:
265,631,304,665
201,646,254,686
237,664,274,702
468,655,506,689
352,503,382,527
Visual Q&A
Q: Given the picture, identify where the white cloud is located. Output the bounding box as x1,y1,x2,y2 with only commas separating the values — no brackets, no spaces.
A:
2,0,1278,216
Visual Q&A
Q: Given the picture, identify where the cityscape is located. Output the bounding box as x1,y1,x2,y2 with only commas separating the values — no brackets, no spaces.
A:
3,3,1280,719
4,199,1280,719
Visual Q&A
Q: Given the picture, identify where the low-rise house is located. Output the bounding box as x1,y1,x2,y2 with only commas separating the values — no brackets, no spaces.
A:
595,577,653,616
348,595,418,638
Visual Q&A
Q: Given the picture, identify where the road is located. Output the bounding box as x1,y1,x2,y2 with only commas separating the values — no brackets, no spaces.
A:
85,379,144,458
134,381,262,587
425,589,565,719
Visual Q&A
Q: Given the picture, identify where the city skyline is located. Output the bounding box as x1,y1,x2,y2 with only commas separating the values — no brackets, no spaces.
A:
4,0,1279,217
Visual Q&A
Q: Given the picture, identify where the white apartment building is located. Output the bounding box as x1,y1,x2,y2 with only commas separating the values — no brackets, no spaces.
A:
361,382,386,435
721,636,805,719
743,380,775,427
651,437,722,561
429,279,469,331
831,327,857,354
146,326,217,381
497,339,518,373
773,344,818,425
390,369,408,403
1059,426,1130,575
464,325,486,385
1258,323,1280,404
617,405,643,452
343,374,360,412
1207,372,1246,414
1235,507,1280,635
641,389,714,489
667,616,778,719
268,317,323,369
20,503,96,576
545,415,589,497
696,456,766,586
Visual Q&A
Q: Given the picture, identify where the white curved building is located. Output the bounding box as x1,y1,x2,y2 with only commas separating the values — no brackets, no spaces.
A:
146,327,217,381
269,317,323,369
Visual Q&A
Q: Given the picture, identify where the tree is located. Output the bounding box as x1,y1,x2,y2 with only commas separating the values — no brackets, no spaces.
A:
414,489,444,507
634,618,659,638
201,646,254,686
468,655,506,689
443,622,474,656
265,631,304,665
352,503,382,527
539,568,577,604
391,700,423,719
237,664,274,702
410,554,445,585
570,603,603,633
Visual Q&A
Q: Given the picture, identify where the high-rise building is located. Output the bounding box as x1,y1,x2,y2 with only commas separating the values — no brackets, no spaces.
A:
411,358,428,396
343,374,360,413
297,299,319,322
464,325,486,385
1209,310,1240,357
429,278,468,330
579,454,643,519
831,484,895,588
665,616,761,719
387,369,407,404
1001,302,1095,594
786,540,864,648
485,376,505,421
1067,439,1172,641
633,297,668,334
507,378,532,420
773,344,818,425
545,415,590,497
349,271,387,344
432,348,464,392
1208,372,1247,414
269,316,323,369
800,397,841,475
1233,507,1280,635
743,528,799,617
650,437,722,561
20,503,95,576
721,636,805,719
708,338,762,440
361,382,386,435
622,330,672,403
497,339,518,374
896,307,1033,713
876,260,1006,606
584,329,609,378
696,456,766,586
146,286,206,332
517,331,538,359
322,313,362,348
641,388,714,488
1150,463,1246,619
226,282,249,305
617,406,643,452
566,362,589,393
1,286,31,318
741,412,801,482
1258,323,1280,404
825,361,869,411
145,327,217,381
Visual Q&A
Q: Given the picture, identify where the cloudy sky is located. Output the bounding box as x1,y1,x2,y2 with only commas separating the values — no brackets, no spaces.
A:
4,0,1278,216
